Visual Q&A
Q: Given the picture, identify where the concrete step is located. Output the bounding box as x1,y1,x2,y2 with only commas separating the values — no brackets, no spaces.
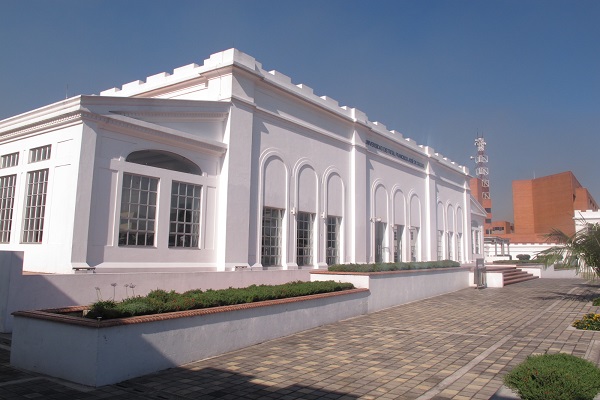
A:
502,270,529,278
489,267,540,286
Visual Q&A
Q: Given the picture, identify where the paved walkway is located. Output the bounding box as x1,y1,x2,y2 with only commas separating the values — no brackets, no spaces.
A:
0,278,599,399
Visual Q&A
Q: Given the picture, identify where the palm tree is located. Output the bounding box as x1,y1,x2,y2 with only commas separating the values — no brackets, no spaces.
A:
537,223,600,278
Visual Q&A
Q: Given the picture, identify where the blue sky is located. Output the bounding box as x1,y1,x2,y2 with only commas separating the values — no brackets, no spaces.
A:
1,0,599,221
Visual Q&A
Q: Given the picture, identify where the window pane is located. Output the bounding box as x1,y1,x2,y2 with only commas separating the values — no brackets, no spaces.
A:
22,170,48,243
118,173,158,247
0,175,16,242
29,145,51,163
296,212,314,267
168,181,202,248
261,207,283,266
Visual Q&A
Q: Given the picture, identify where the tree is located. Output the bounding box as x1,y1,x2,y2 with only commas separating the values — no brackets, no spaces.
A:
537,223,600,278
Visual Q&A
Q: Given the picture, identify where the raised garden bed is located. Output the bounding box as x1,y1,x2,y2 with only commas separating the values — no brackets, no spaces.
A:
311,265,470,312
11,287,369,387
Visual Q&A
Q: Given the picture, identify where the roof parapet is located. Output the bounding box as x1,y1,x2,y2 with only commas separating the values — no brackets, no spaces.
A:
97,48,466,172
267,69,292,85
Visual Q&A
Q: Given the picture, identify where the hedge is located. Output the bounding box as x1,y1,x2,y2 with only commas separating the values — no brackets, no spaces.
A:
328,260,460,273
504,353,600,400
86,280,355,320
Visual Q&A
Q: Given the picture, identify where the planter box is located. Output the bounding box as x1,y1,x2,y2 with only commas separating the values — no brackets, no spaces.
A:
11,288,369,387
311,267,470,313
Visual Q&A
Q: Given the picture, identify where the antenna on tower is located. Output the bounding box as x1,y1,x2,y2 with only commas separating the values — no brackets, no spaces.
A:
473,135,493,235
474,136,490,199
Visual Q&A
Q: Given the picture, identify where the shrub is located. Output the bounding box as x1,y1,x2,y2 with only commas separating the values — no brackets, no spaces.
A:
516,254,531,261
572,313,600,331
328,260,460,273
85,281,355,320
593,298,600,307
86,300,122,319
504,353,600,400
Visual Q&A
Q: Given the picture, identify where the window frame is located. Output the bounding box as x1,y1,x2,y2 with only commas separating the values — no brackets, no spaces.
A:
296,212,314,267
261,207,283,267
0,174,17,243
168,181,202,249
118,172,159,247
0,152,19,169
29,145,51,164
326,216,341,265
22,169,49,244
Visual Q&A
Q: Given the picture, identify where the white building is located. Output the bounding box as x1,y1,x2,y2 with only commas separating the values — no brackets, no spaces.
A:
0,49,483,273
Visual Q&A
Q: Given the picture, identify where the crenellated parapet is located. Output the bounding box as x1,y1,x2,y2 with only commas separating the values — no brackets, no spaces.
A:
99,48,467,173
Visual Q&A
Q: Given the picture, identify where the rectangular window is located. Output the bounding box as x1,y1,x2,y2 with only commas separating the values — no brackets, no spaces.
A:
1,152,19,169
410,227,419,262
296,212,314,266
261,207,283,266
0,175,16,243
169,182,201,248
393,225,403,263
22,169,48,243
375,221,386,263
437,230,444,260
29,145,51,163
119,173,158,246
326,216,341,265
472,228,481,254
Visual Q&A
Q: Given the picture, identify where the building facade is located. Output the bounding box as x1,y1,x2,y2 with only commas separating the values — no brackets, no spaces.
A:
0,49,482,273
508,171,598,243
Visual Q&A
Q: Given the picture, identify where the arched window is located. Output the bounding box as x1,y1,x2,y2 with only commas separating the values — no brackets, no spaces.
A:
126,150,202,175
119,150,203,248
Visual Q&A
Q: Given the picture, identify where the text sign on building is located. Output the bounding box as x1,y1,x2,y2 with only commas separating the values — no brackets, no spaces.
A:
365,140,425,168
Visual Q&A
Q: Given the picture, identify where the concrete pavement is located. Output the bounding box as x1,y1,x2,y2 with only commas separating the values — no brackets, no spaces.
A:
0,278,599,399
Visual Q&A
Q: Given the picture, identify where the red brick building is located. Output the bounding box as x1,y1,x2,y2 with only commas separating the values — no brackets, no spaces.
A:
496,171,598,243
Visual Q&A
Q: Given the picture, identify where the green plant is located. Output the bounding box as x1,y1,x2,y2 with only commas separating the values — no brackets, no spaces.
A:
538,222,600,278
572,313,600,331
593,298,600,306
328,260,460,273
86,300,121,319
85,281,355,320
492,259,544,265
504,353,600,400
516,254,531,261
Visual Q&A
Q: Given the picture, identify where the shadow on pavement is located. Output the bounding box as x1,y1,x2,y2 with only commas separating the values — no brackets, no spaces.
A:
118,366,360,399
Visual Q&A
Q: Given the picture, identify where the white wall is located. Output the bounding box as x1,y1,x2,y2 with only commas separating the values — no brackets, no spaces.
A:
0,123,83,273
311,268,470,313
0,48,478,273
0,251,309,332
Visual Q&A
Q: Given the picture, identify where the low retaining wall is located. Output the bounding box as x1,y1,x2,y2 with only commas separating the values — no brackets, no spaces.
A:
11,288,369,387
521,264,582,279
310,267,471,312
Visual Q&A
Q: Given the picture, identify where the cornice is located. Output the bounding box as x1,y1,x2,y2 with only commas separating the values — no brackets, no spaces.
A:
0,110,86,142
112,110,228,122
0,110,227,156
97,114,227,155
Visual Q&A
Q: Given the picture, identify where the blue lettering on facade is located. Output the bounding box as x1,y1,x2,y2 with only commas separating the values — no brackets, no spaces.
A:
365,140,425,168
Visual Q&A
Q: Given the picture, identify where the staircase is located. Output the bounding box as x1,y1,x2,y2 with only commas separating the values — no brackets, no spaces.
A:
486,266,539,286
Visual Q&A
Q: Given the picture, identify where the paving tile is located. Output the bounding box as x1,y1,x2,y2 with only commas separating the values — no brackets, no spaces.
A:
1,279,600,399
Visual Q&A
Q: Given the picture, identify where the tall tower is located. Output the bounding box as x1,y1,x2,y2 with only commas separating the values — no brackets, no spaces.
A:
474,137,492,233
